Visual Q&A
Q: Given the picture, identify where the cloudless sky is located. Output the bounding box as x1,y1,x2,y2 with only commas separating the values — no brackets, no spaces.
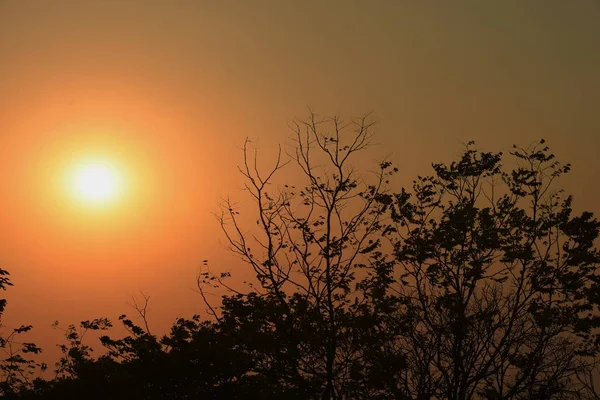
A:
1,0,599,364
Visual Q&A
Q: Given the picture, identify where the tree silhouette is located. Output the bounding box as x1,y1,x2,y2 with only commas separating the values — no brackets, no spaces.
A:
201,123,600,398
0,269,43,397
367,140,600,399
202,112,397,398
4,115,600,400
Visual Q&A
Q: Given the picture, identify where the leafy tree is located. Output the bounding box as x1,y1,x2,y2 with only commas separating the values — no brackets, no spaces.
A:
17,308,277,398
0,269,43,396
370,140,600,399
52,318,113,380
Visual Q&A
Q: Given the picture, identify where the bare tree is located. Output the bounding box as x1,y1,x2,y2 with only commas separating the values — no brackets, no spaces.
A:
201,112,396,399
127,291,152,336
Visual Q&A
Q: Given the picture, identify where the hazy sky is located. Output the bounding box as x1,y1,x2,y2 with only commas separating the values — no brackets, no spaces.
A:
1,0,599,363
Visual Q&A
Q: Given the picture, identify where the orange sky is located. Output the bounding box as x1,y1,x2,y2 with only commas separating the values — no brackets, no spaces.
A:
1,0,599,365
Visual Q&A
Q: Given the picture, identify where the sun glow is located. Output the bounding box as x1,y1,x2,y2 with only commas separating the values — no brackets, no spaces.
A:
69,160,124,206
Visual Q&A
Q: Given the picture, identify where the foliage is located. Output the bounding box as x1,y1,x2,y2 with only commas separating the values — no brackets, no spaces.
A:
0,269,43,397
370,140,600,399
2,115,600,399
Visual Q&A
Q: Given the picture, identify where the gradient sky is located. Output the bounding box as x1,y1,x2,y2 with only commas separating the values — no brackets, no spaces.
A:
1,0,599,365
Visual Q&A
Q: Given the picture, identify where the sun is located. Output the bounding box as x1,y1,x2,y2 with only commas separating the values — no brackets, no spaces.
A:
69,160,124,206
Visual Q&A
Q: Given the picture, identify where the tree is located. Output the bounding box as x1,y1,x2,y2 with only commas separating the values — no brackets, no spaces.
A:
203,112,397,399
372,140,600,399
0,268,43,397
18,304,274,399
207,122,600,399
